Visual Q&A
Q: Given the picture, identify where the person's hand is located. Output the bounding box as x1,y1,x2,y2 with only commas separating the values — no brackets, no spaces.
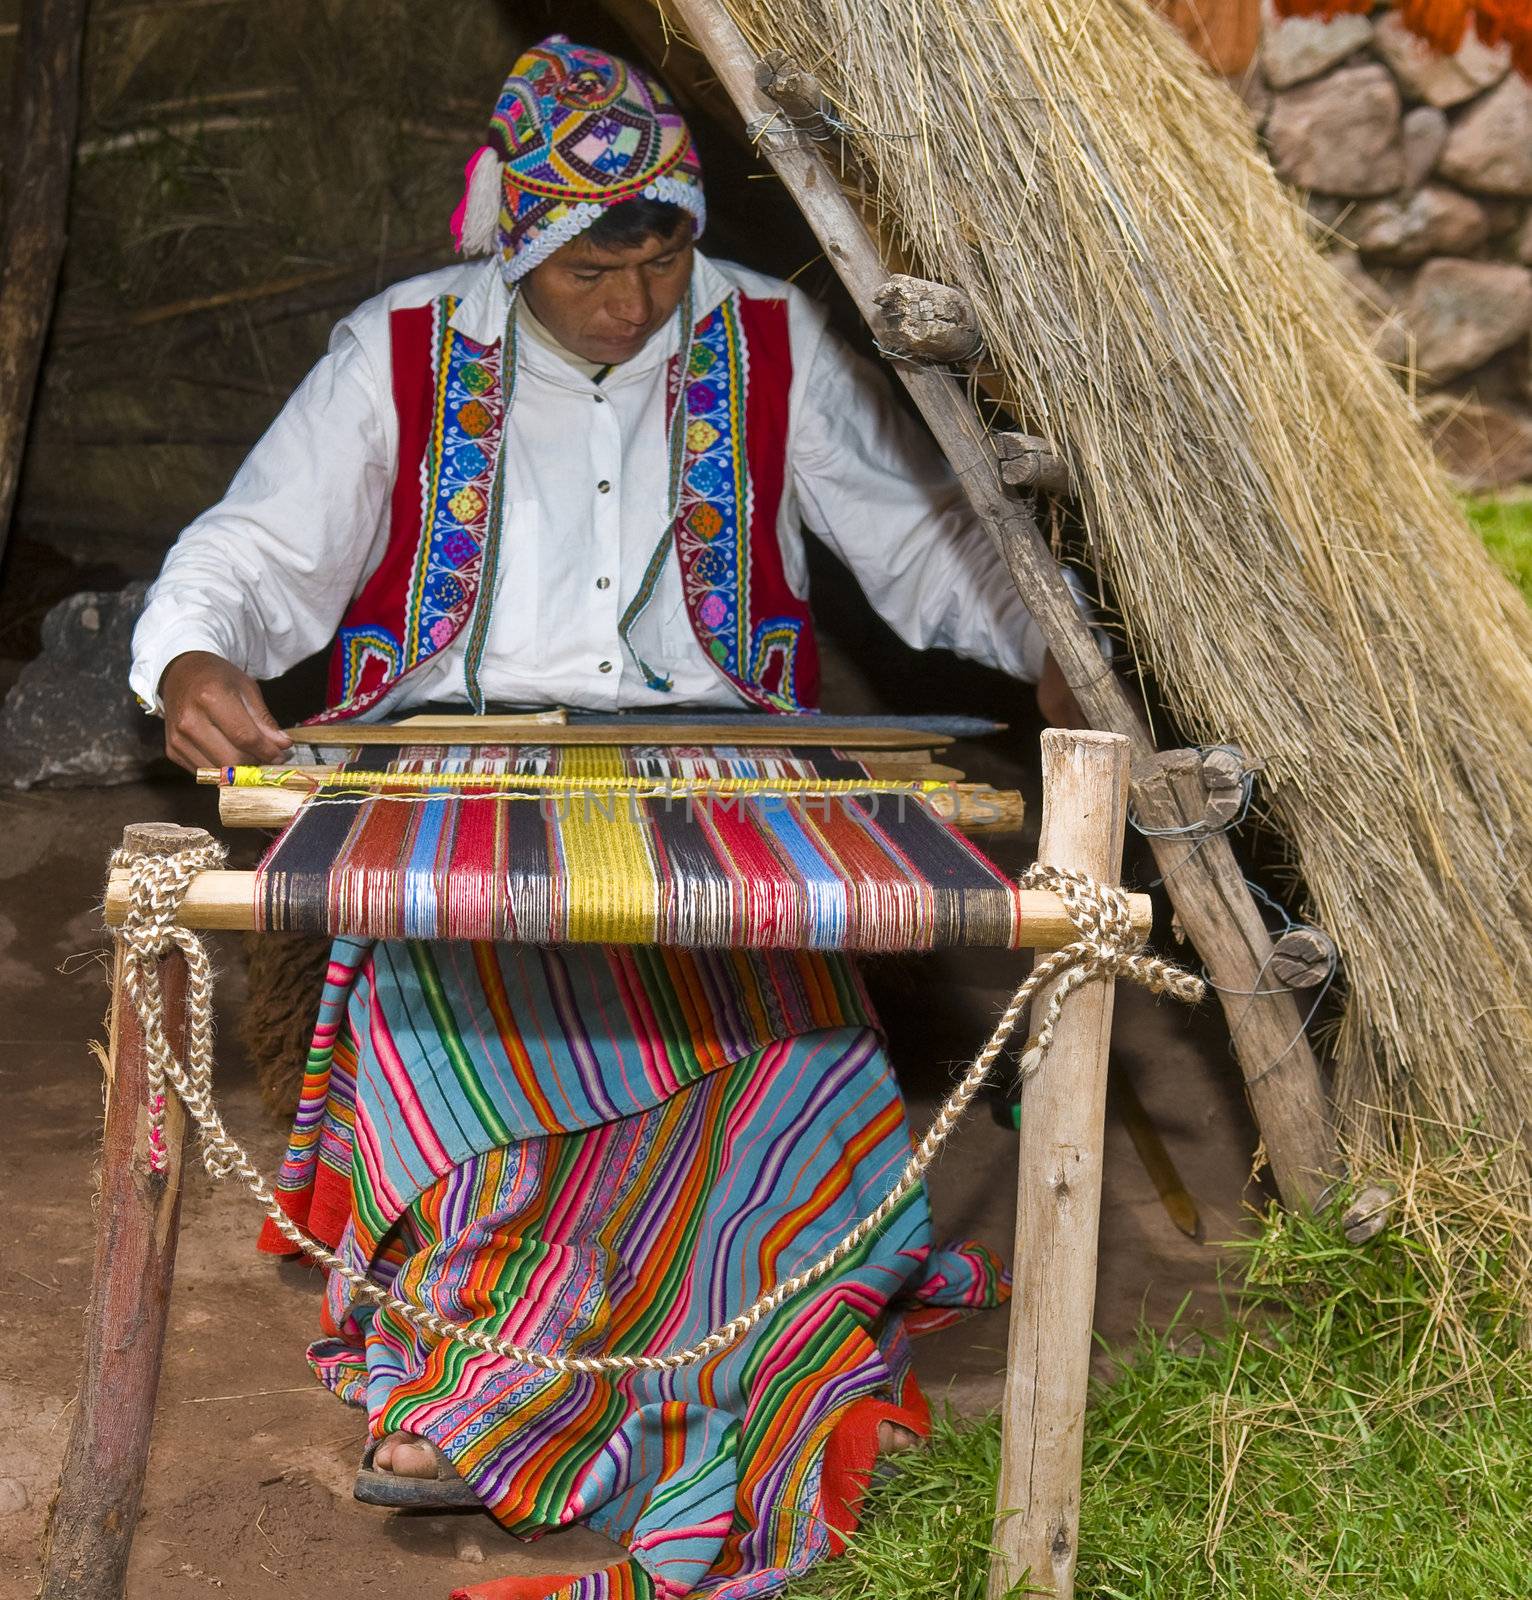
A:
158,651,293,772
1035,651,1086,728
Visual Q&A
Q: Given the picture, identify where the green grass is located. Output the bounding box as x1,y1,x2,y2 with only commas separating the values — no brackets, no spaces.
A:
1465,494,1532,602
790,1154,1532,1600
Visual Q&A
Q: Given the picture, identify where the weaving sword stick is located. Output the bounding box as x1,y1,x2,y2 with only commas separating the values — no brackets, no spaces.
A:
290,717,962,748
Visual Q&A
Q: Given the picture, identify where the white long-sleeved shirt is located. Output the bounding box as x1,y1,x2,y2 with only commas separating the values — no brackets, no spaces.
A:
130,251,1046,713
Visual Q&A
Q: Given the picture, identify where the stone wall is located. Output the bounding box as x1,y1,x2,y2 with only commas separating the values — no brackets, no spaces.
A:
1251,6,1532,487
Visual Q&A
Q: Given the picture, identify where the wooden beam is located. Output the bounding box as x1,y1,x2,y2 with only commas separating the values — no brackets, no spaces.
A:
1131,751,1338,1206
656,0,1339,1210
103,866,1148,945
989,729,1131,1600
0,0,90,568
40,823,208,1600
211,777,1021,833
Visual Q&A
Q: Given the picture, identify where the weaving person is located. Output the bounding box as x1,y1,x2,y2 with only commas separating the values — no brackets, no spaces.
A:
131,36,1064,1600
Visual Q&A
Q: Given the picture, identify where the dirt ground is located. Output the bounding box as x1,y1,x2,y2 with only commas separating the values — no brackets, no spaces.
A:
0,745,1270,1599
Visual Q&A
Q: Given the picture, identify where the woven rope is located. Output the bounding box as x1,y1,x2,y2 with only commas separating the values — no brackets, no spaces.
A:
108,843,1203,1376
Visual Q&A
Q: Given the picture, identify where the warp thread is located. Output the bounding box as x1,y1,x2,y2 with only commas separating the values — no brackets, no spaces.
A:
108,843,1204,1374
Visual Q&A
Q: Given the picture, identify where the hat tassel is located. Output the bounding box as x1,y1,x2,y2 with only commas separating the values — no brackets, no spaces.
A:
452,145,503,256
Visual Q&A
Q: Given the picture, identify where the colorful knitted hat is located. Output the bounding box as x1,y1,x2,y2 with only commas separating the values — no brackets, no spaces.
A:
451,36,706,284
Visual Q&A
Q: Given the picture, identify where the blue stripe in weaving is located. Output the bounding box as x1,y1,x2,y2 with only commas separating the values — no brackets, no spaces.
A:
755,796,848,949
401,785,453,938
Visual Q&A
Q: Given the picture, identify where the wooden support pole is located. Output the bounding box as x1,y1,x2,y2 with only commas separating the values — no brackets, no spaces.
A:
1132,751,1337,1205
0,0,90,565
655,0,1339,1209
40,823,212,1600
989,729,1131,1600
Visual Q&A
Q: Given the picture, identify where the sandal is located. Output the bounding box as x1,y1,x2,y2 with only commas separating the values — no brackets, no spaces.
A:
354,1431,482,1509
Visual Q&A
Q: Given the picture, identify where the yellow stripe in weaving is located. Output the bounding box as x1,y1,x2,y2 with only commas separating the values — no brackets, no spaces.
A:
555,746,661,945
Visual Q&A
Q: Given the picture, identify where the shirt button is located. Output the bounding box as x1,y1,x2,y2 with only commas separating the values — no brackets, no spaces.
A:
595,576,611,590
598,660,613,674
597,479,612,494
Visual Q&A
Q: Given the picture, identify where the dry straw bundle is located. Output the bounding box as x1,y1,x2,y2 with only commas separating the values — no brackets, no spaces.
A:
718,0,1532,1171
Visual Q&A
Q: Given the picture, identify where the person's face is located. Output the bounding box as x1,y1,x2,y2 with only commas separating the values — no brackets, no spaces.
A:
521,220,694,365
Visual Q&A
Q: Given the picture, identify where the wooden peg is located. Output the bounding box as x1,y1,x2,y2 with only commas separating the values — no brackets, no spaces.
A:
872,274,984,363
1341,1183,1396,1244
754,48,830,136
995,431,1073,496
1270,926,1337,990
1199,744,1247,830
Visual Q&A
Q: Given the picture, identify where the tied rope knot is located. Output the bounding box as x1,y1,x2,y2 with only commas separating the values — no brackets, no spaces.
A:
1014,864,1205,1078
109,839,228,1175
106,850,1203,1375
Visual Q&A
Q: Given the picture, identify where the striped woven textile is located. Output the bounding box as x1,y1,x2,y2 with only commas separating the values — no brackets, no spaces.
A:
251,743,1025,949
304,1024,1008,1599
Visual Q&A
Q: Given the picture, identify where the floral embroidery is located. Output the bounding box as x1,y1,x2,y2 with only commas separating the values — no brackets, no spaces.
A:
402,298,504,675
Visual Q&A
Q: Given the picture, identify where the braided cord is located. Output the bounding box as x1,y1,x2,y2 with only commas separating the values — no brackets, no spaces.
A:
108,846,1203,1377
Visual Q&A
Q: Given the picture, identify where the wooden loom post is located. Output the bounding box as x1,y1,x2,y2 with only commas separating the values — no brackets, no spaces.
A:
988,729,1131,1600
40,824,211,1600
649,0,1339,1209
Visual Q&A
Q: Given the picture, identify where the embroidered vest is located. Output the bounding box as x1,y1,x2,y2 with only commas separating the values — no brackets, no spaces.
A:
315,290,819,722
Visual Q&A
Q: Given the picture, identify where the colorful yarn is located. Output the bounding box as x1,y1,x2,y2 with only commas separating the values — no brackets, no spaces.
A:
464,35,706,284
250,744,1026,948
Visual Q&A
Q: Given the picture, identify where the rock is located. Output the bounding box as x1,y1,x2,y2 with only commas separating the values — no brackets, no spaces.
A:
1328,251,1410,366
1403,258,1532,382
0,1477,29,1516
453,1532,487,1564
1267,65,1404,196
0,582,162,789
1438,76,1532,195
1400,104,1448,190
1260,7,1372,89
1420,397,1532,489
1305,192,1348,238
1341,185,1490,263
1372,11,1509,108
1234,69,1274,130
1481,197,1527,238
1518,211,1532,264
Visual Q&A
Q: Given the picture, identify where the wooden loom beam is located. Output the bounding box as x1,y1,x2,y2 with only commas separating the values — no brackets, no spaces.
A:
990,729,1131,1600
40,824,210,1600
209,777,1023,834
653,0,1338,1211
102,867,1149,946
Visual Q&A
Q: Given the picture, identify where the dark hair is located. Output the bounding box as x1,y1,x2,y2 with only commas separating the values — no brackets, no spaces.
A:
584,198,692,251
